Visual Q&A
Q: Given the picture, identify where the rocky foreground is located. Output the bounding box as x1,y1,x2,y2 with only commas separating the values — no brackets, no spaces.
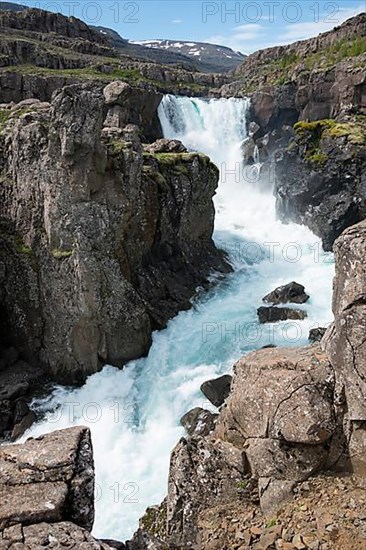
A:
128,220,366,549
0,426,126,549
2,221,366,550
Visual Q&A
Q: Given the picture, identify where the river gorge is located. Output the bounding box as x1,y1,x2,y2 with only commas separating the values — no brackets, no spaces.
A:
19,95,334,541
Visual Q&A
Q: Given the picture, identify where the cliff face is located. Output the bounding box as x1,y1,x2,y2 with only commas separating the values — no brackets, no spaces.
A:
222,13,366,130
0,82,228,384
0,7,228,101
274,117,366,250
227,14,366,251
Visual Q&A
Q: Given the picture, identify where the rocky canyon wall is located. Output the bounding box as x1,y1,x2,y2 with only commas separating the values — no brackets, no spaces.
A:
0,81,228,384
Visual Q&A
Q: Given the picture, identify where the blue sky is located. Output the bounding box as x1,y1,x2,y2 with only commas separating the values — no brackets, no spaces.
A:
14,0,366,53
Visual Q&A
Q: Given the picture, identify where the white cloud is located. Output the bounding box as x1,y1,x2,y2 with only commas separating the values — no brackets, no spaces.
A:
280,3,365,43
205,23,264,53
171,19,183,24
204,3,365,54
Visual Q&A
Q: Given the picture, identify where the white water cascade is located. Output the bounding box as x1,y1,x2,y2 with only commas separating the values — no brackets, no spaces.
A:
21,95,334,541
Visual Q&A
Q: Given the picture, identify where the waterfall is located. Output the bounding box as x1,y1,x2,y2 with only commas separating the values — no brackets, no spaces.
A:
21,95,334,542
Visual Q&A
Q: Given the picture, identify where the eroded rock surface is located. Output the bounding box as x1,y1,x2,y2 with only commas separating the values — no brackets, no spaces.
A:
0,84,228,383
0,426,126,548
263,281,309,305
257,306,307,323
0,426,94,531
275,117,366,251
132,346,343,549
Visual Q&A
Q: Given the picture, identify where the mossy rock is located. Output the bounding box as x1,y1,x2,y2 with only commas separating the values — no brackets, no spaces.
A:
0,109,10,131
142,165,167,186
307,151,328,165
327,121,366,144
108,140,132,156
140,502,167,540
52,248,73,260
295,118,366,146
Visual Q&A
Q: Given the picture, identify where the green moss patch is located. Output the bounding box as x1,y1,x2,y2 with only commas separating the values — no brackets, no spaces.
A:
295,118,366,145
52,248,73,260
0,109,10,131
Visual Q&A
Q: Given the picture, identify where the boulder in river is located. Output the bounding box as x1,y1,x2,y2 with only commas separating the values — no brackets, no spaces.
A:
257,306,307,323
200,374,232,408
309,327,327,342
180,407,218,437
263,281,309,305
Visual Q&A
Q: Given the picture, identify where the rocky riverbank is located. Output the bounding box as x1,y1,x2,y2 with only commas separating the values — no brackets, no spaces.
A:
128,219,366,550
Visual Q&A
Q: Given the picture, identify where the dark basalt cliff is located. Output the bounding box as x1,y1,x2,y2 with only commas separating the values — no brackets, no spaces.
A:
275,117,366,250
230,13,366,251
0,82,228,384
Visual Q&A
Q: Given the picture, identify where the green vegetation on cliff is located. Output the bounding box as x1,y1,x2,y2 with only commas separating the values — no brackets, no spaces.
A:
293,117,366,165
238,34,366,94
0,109,10,130
295,118,366,145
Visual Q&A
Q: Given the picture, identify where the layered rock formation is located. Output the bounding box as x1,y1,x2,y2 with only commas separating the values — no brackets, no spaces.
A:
0,83,228,383
0,426,124,548
0,6,229,103
222,13,366,129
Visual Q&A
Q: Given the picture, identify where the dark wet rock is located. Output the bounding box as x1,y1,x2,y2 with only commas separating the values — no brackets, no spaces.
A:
10,409,36,441
263,281,309,305
257,306,307,323
309,327,327,342
0,358,45,439
0,347,19,372
275,117,366,251
180,407,218,437
200,374,232,408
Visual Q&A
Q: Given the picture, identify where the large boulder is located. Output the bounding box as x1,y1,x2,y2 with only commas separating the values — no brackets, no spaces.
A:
200,374,232,408
257,306,307,323
216,346,336,510
134,345,340,549
323,220,366,475
143,138,187,154
0,426,125,549
0,427,94,531
324,220,366,421
263,281,309,305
